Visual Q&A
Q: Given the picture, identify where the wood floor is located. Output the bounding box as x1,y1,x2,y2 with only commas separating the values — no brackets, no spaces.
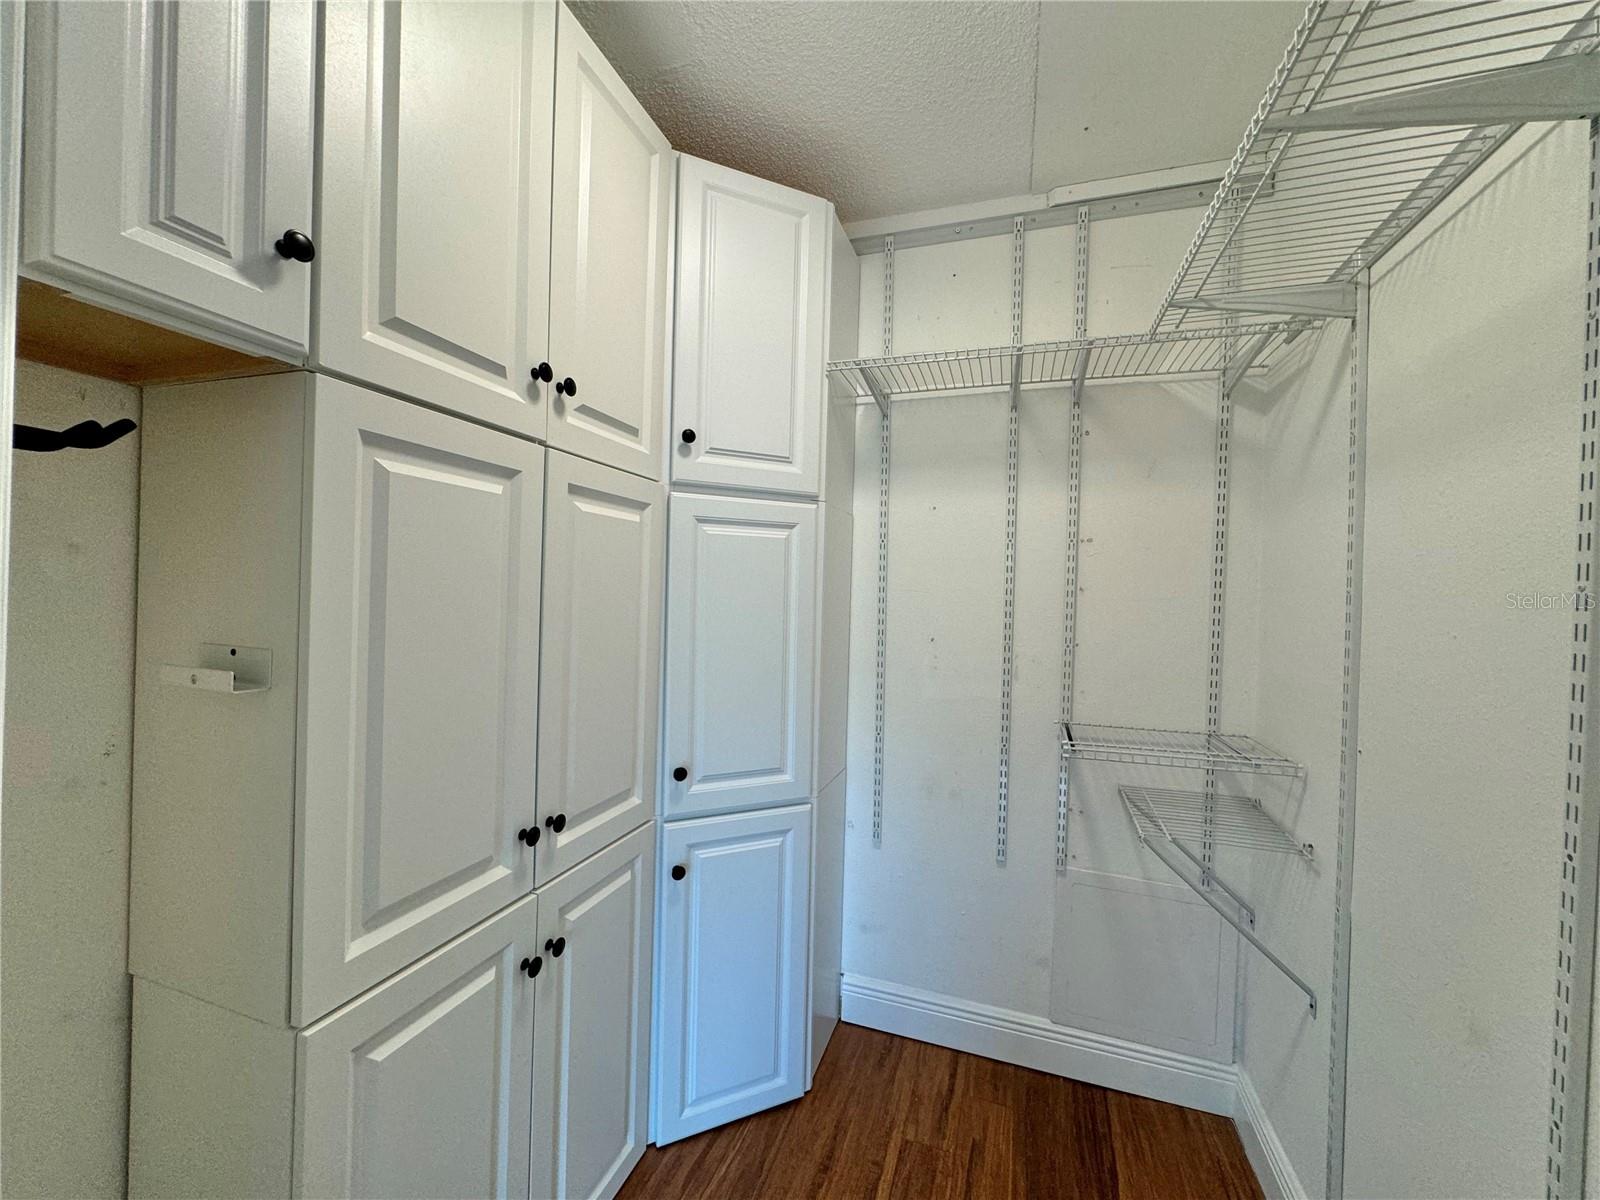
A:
619,1024,1263,1200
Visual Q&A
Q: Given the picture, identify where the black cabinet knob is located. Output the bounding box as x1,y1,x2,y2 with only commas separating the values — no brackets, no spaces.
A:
531,362,553,384
517,826,540,846
680,428,697,444
274,229,315,263
555,377,577,396
521,955,542,977
672,766,688,782
544,813,566,834
544,936,566,957
671,864,686,881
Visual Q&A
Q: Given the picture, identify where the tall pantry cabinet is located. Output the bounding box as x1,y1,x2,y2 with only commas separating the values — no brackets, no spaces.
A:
652,156,856,1144
103,3,669,1197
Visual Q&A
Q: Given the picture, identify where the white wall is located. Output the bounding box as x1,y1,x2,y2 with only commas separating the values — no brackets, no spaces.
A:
841,206,1264,1079
1343,119,1584,1200
2,361,140,1199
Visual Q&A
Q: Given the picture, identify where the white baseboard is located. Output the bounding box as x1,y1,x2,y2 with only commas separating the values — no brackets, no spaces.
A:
1234,1069,1308,1200
839,972,1238,1116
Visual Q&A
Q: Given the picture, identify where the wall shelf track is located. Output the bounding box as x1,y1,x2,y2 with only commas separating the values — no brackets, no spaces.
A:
1155,0,1600,330
1119,785,1318,1014
1061,722,1305,778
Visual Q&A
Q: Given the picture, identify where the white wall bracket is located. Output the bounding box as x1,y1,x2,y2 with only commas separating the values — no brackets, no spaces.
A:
1174,282,1358,320
160,643,272,695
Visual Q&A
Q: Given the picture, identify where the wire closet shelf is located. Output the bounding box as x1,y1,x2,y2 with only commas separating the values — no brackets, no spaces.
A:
1154,0,1600,332
826,321,1305,400
1060,723,1305,778
1120,785,1313,859
1119,785,1319,1013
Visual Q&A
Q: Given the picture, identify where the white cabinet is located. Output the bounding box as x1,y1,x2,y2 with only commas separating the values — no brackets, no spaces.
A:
130,372,544,1027
654,805,812,1145
297,897,538,1200
538,452,664,882
671,156,828,496
318,0,556,440
129,899,540,1199
546,4,672,481
531,824,654,1200
20,0,314,358
662,494,817,819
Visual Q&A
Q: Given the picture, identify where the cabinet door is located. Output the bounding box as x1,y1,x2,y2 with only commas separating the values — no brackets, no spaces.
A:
318,0,555,439
546,6,670,480
655,806,811,1145
538,452,664,882
297,897,538,1200
20,0,313,357
671,157,828,496
530,825,653,1200
295,376,543,1025
663,494,816,819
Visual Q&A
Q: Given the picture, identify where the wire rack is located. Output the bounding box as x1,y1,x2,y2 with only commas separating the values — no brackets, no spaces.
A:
826,321,1305,399
1060,723,1305,777
1119,785,1319,1013
1120,786,1313,858
1156,0,1600,330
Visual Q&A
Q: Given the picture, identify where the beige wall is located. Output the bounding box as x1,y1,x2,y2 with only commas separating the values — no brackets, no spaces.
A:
3,360,140,1198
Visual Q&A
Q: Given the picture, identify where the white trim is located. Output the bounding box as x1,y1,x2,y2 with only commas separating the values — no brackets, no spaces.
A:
840,973,1237,1116
1235,1069,1308,1200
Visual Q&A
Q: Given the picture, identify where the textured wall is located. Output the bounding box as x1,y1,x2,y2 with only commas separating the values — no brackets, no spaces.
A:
2,361,140,1198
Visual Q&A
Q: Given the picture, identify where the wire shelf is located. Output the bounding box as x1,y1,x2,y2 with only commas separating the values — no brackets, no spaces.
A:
1060,723,1305,777
1118,785,1318,1013
1120,786,1313,858
1156,0,1600,330
826,321,1306,400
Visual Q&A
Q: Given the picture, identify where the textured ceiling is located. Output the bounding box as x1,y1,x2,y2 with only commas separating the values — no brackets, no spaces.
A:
571,0,1305,224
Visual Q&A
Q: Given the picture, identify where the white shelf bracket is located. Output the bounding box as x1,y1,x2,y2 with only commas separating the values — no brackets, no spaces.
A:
1174,282,1357,320
160,643,272,695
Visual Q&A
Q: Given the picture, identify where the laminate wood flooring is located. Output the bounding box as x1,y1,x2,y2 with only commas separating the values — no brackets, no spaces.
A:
618,1024,1264,1199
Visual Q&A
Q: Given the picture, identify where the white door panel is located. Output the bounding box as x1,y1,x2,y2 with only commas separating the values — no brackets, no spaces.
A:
297,897,537,1200
296,377,542,1025
537,451,664,881
21,0,314,356
664,494,816,818
655,806,810,1145
530,825,653,1200
318,0,555,438
547,6,670,480
671,156,826,495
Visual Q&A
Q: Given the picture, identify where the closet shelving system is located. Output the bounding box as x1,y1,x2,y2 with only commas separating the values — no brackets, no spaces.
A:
830,3,1600,1191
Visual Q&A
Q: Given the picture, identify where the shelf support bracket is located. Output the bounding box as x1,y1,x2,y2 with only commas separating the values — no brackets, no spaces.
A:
1174,282,1357,320
1223,329,1275,393
1262,51,1600,131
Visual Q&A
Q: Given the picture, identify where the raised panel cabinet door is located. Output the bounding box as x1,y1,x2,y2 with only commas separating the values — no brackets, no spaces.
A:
530,824,653,1200
546,6,670,480
20,0,313,357
537,452,664,882
297,896,538,1200
295,376,544,1025
655,806,811,1145
671,157,827,496
663,494,817,819
318,0,555,439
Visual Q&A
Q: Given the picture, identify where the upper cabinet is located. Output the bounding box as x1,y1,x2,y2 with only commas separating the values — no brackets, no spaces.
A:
20,0,315,359
317,0,556,441
546,5,672,480
672,157,829,497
